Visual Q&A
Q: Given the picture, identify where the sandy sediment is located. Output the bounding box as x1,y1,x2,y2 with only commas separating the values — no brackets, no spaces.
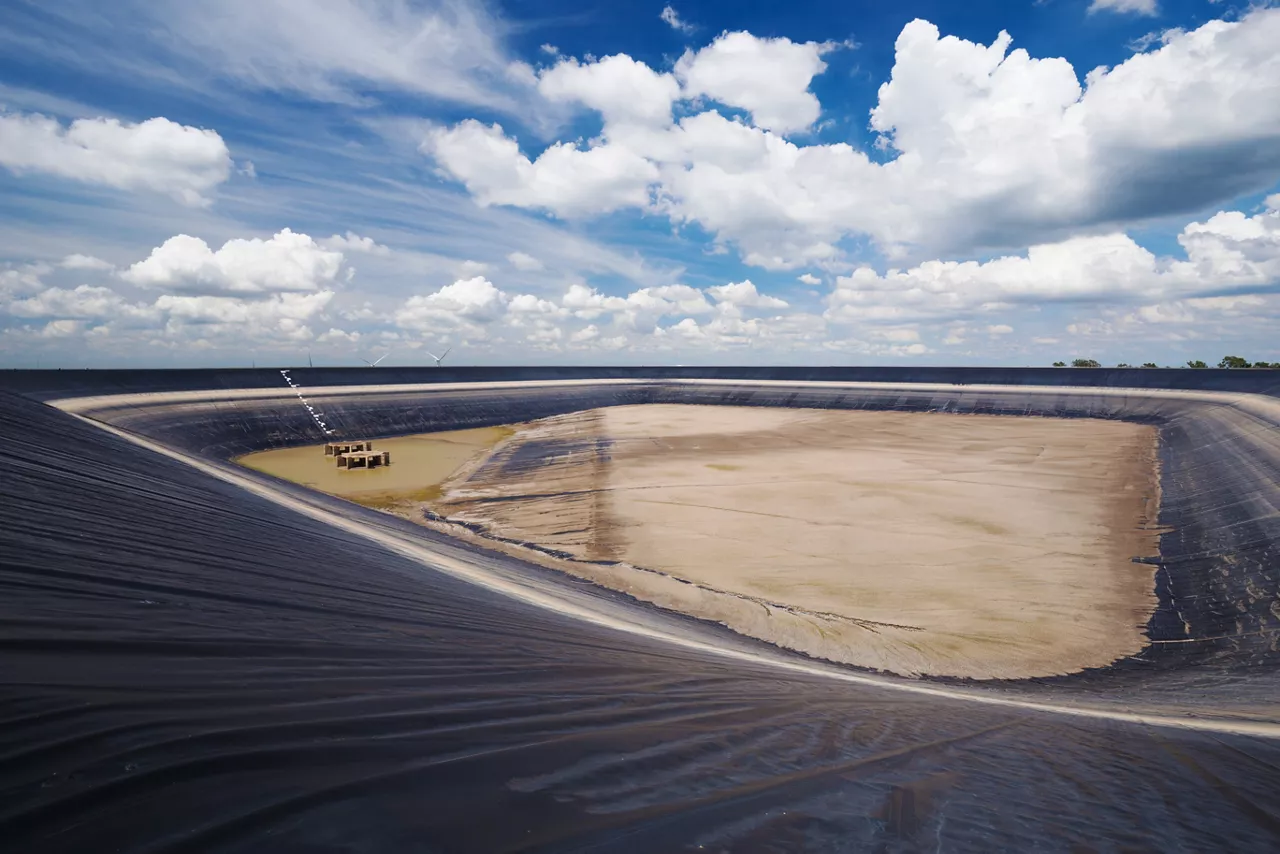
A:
424,404,1161,680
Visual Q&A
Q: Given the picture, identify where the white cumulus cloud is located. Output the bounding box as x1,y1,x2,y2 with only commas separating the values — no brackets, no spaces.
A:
321,232,390,255
538,54,681,128
429,9,1280,269
507,251,544,271
615,284,713,330
826,205,1280,324
0,112,233,206
425,120,658,217
60,254,115,271
8,285,146,320
675,32,834,134
562,283,627,319
397,276,509,329
121,229,346,294
706,279,789,308
318,327,362,344
155,291,334,326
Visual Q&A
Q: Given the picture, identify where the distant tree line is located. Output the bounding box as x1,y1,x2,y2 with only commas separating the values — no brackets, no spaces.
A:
1051,356,1276,369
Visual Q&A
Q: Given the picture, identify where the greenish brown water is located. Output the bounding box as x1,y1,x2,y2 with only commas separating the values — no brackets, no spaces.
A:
237,426,513,509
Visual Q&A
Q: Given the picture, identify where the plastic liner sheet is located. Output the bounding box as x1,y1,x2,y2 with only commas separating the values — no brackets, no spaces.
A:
2,371,1280,852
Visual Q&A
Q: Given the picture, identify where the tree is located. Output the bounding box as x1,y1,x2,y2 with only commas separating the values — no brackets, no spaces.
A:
1052,361,1066,367
1141,363,1158,368
1219,355,1252,369
1186,360,1208,369
1254,361,1274,369
1071,358,1101,368
1117,363,1132,368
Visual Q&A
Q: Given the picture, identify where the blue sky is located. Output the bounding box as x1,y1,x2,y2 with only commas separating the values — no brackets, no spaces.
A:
1,0,1278,367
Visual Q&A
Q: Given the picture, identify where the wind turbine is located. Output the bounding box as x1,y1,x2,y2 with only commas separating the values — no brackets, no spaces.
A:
426,346,452,367
361,352,390,367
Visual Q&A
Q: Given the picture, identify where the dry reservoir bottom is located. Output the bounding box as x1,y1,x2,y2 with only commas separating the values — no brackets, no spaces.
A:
240,404,1162,680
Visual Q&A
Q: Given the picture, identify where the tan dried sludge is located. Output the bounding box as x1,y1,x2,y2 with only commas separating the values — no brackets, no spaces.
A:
240,404,1161,680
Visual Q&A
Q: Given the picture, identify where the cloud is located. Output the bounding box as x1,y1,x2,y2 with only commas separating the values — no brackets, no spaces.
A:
507,251,544,271
0,264,52,302
1130,295,1266,325
508,293,563,315
826,205,1280,324
425,120,658,218
429,10,1280,268
137,0,535,115
317,327,361,344
155,291,333,326
870,327,921,343
660,5,695,34
523,324,563,348
8,285,146,320
1,269,337,349
60,254,115,271
1089,0,1159,16
397,276,509,329
674,32,834,133
14,187,1276,363
1127,28,1178,53
562,283,627,319
615,284,713,330
706,279,789,308
538,54,681,127
39,319,89,338
865,10,1280,252
121,229,346,294
321,232,390,255
797,273,821,285
0,112,232,206
556,282,721,331
1064,293,1280,348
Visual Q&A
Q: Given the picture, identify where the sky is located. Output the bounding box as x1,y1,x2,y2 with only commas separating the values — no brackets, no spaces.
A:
1,0,1278,368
